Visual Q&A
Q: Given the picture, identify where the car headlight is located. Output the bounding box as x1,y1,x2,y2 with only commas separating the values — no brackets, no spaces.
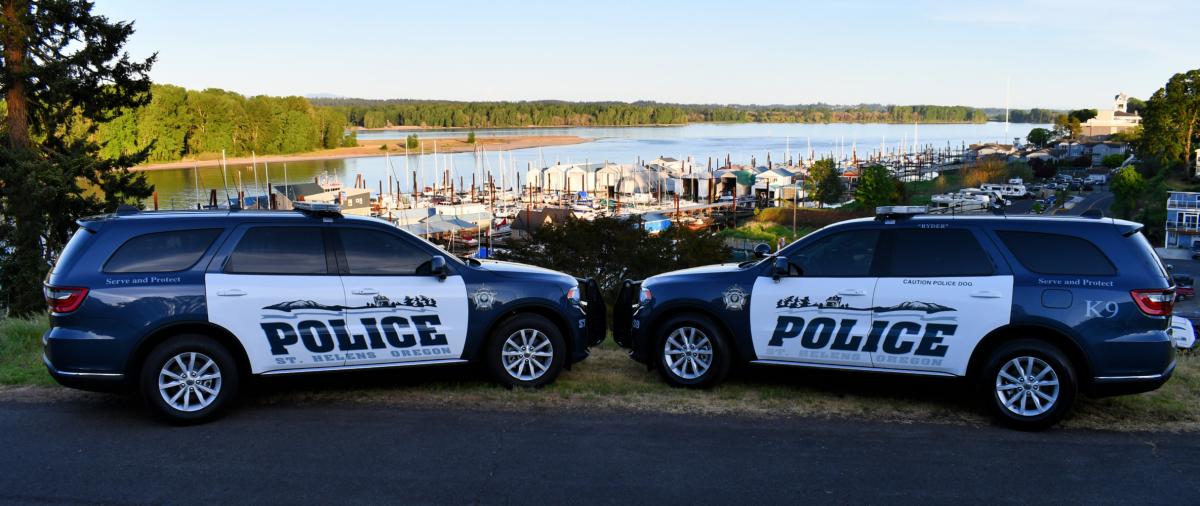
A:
639,287,653,305
566,285,582,305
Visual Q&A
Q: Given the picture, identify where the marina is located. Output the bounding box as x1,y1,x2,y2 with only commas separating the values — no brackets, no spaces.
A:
142,122,1043,256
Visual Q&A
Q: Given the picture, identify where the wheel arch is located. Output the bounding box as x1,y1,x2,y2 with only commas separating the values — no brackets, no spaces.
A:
127,321,252,382
966,323,1092,385
642,304,742,367
491,302,576,367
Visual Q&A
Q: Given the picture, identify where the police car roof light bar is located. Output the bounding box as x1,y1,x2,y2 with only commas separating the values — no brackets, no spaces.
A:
875,205,927,221
293,201,342,216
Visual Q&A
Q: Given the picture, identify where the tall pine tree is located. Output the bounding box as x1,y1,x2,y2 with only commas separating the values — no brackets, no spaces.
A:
1,0,155,314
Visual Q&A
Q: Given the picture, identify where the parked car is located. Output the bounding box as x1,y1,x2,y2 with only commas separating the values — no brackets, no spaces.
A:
1173,274,1194,300
615,206,1176,430
1169,316,1196,349
43,203,605,422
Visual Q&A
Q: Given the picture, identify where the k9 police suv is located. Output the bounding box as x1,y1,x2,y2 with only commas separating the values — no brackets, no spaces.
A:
614,206,1176,429
43,203,604,422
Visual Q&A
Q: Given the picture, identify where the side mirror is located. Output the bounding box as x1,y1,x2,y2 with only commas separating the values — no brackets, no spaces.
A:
753,243,772,258
772,256,790,282
430,256,448,280
1166,263,1174,271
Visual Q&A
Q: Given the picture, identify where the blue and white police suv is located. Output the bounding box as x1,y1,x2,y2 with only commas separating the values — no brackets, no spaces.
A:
42,203,605,423
614,206,1177,429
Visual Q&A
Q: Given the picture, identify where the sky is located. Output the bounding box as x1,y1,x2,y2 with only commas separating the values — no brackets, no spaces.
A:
96,0,1199,110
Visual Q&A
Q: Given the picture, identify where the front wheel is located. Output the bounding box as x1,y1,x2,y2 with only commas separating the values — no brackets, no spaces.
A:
656,315,731,388
979,339,1077,431
139,335,240,424
486,314,566,388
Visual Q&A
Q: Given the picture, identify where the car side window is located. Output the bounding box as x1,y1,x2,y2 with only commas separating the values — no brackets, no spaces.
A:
883,228,994,277
225,227,328,275
104,228,223,273
996,231,1116,276
791,229,880,277
338,228,432,275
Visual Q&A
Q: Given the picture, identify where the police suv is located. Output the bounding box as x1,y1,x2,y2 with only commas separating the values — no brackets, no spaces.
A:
43,203,604,422
614,206,1176,429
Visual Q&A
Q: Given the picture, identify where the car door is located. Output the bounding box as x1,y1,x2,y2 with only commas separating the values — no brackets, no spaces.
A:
206,224,349,373
333,226,470,367
870,226,1012,375
749,228,880,369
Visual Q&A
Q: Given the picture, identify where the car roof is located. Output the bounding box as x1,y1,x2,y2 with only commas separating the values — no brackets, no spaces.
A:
78,209,387,230
830,214,1142,232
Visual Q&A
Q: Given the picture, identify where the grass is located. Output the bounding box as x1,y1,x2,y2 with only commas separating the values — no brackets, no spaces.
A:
4,318,1199,431
0,316,54,386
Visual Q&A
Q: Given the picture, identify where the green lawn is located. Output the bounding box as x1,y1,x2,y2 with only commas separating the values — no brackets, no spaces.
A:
0,316,54,386
4,318,1198,431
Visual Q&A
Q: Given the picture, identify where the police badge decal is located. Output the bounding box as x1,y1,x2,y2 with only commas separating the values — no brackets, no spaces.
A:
722,285,748,311
471,285,498,310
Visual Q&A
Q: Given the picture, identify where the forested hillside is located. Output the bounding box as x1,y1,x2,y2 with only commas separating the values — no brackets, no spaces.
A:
315,98,990,128
95,84,353,162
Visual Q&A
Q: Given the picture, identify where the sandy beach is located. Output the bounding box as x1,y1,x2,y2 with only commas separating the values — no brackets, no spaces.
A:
131,135,590,171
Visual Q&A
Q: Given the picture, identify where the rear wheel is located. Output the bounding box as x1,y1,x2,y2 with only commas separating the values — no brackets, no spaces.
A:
139,335,239,424
486,314,566,388
656,315,731,388
979,339,1077,431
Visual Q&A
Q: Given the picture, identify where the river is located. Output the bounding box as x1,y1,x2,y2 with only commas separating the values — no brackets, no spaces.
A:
143,122,1047,209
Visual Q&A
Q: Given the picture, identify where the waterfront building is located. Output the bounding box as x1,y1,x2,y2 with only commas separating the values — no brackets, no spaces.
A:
1080,92,1142,137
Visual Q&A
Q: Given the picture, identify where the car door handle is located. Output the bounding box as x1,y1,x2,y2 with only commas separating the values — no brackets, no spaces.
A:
216,289,246,297
970,290,1003,298
352,288,380,295
837,289,866,296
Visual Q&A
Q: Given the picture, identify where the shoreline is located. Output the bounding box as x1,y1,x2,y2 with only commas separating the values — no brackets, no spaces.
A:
352,120,1018,133
131,135,590,171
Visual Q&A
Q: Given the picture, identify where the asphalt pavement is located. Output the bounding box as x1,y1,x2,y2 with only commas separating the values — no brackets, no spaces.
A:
1,399,1197,504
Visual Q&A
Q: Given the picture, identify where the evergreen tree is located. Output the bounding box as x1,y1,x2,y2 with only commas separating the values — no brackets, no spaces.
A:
1,0,155,314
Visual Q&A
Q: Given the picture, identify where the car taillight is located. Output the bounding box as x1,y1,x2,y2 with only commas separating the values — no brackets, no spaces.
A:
1130,289,1174,317
44,285,88,313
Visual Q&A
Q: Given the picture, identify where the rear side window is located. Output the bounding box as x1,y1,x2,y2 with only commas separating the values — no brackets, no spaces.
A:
226,227,328,274
103,229,222,273
883,228,994,277
997,231,1116,276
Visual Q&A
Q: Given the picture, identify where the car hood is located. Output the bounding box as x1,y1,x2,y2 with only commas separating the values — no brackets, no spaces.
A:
647,262,749,283
471,259,576,283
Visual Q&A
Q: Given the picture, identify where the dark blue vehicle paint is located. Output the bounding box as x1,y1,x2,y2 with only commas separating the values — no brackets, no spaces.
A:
44,210,599,392
616,214,1176,398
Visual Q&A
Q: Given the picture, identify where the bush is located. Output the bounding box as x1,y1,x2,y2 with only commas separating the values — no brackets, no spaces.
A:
405,134,420,150
466,131,476,144
1102,153,1126,168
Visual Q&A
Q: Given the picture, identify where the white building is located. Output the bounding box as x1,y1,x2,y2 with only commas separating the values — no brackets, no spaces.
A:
1080,92,1142,137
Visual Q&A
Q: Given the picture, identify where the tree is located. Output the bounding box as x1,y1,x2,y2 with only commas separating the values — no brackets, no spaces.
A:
1068,109,1098,123
1029,158,1056,179
1026,127,1052,148
1054,114,1081,139
808,158,843,205
854,165,899,209
495,217,729,307
466,131,476,144
1139,69,1200,173
1006,161,1033,182
1109,167,1145,219
405,133,419,150
0,0,155,314
1101,153,1126,169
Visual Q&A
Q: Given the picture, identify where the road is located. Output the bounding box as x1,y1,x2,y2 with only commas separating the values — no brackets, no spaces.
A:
1,400,1197,504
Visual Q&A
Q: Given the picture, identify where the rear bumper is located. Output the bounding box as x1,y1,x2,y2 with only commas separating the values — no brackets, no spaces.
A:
1090,359,1176,397
43,354,127,392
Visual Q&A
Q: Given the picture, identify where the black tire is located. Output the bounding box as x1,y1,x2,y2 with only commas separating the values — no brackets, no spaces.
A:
486,314,566,388
655,314,732,388
139,335,240,424
978,339,1077,431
